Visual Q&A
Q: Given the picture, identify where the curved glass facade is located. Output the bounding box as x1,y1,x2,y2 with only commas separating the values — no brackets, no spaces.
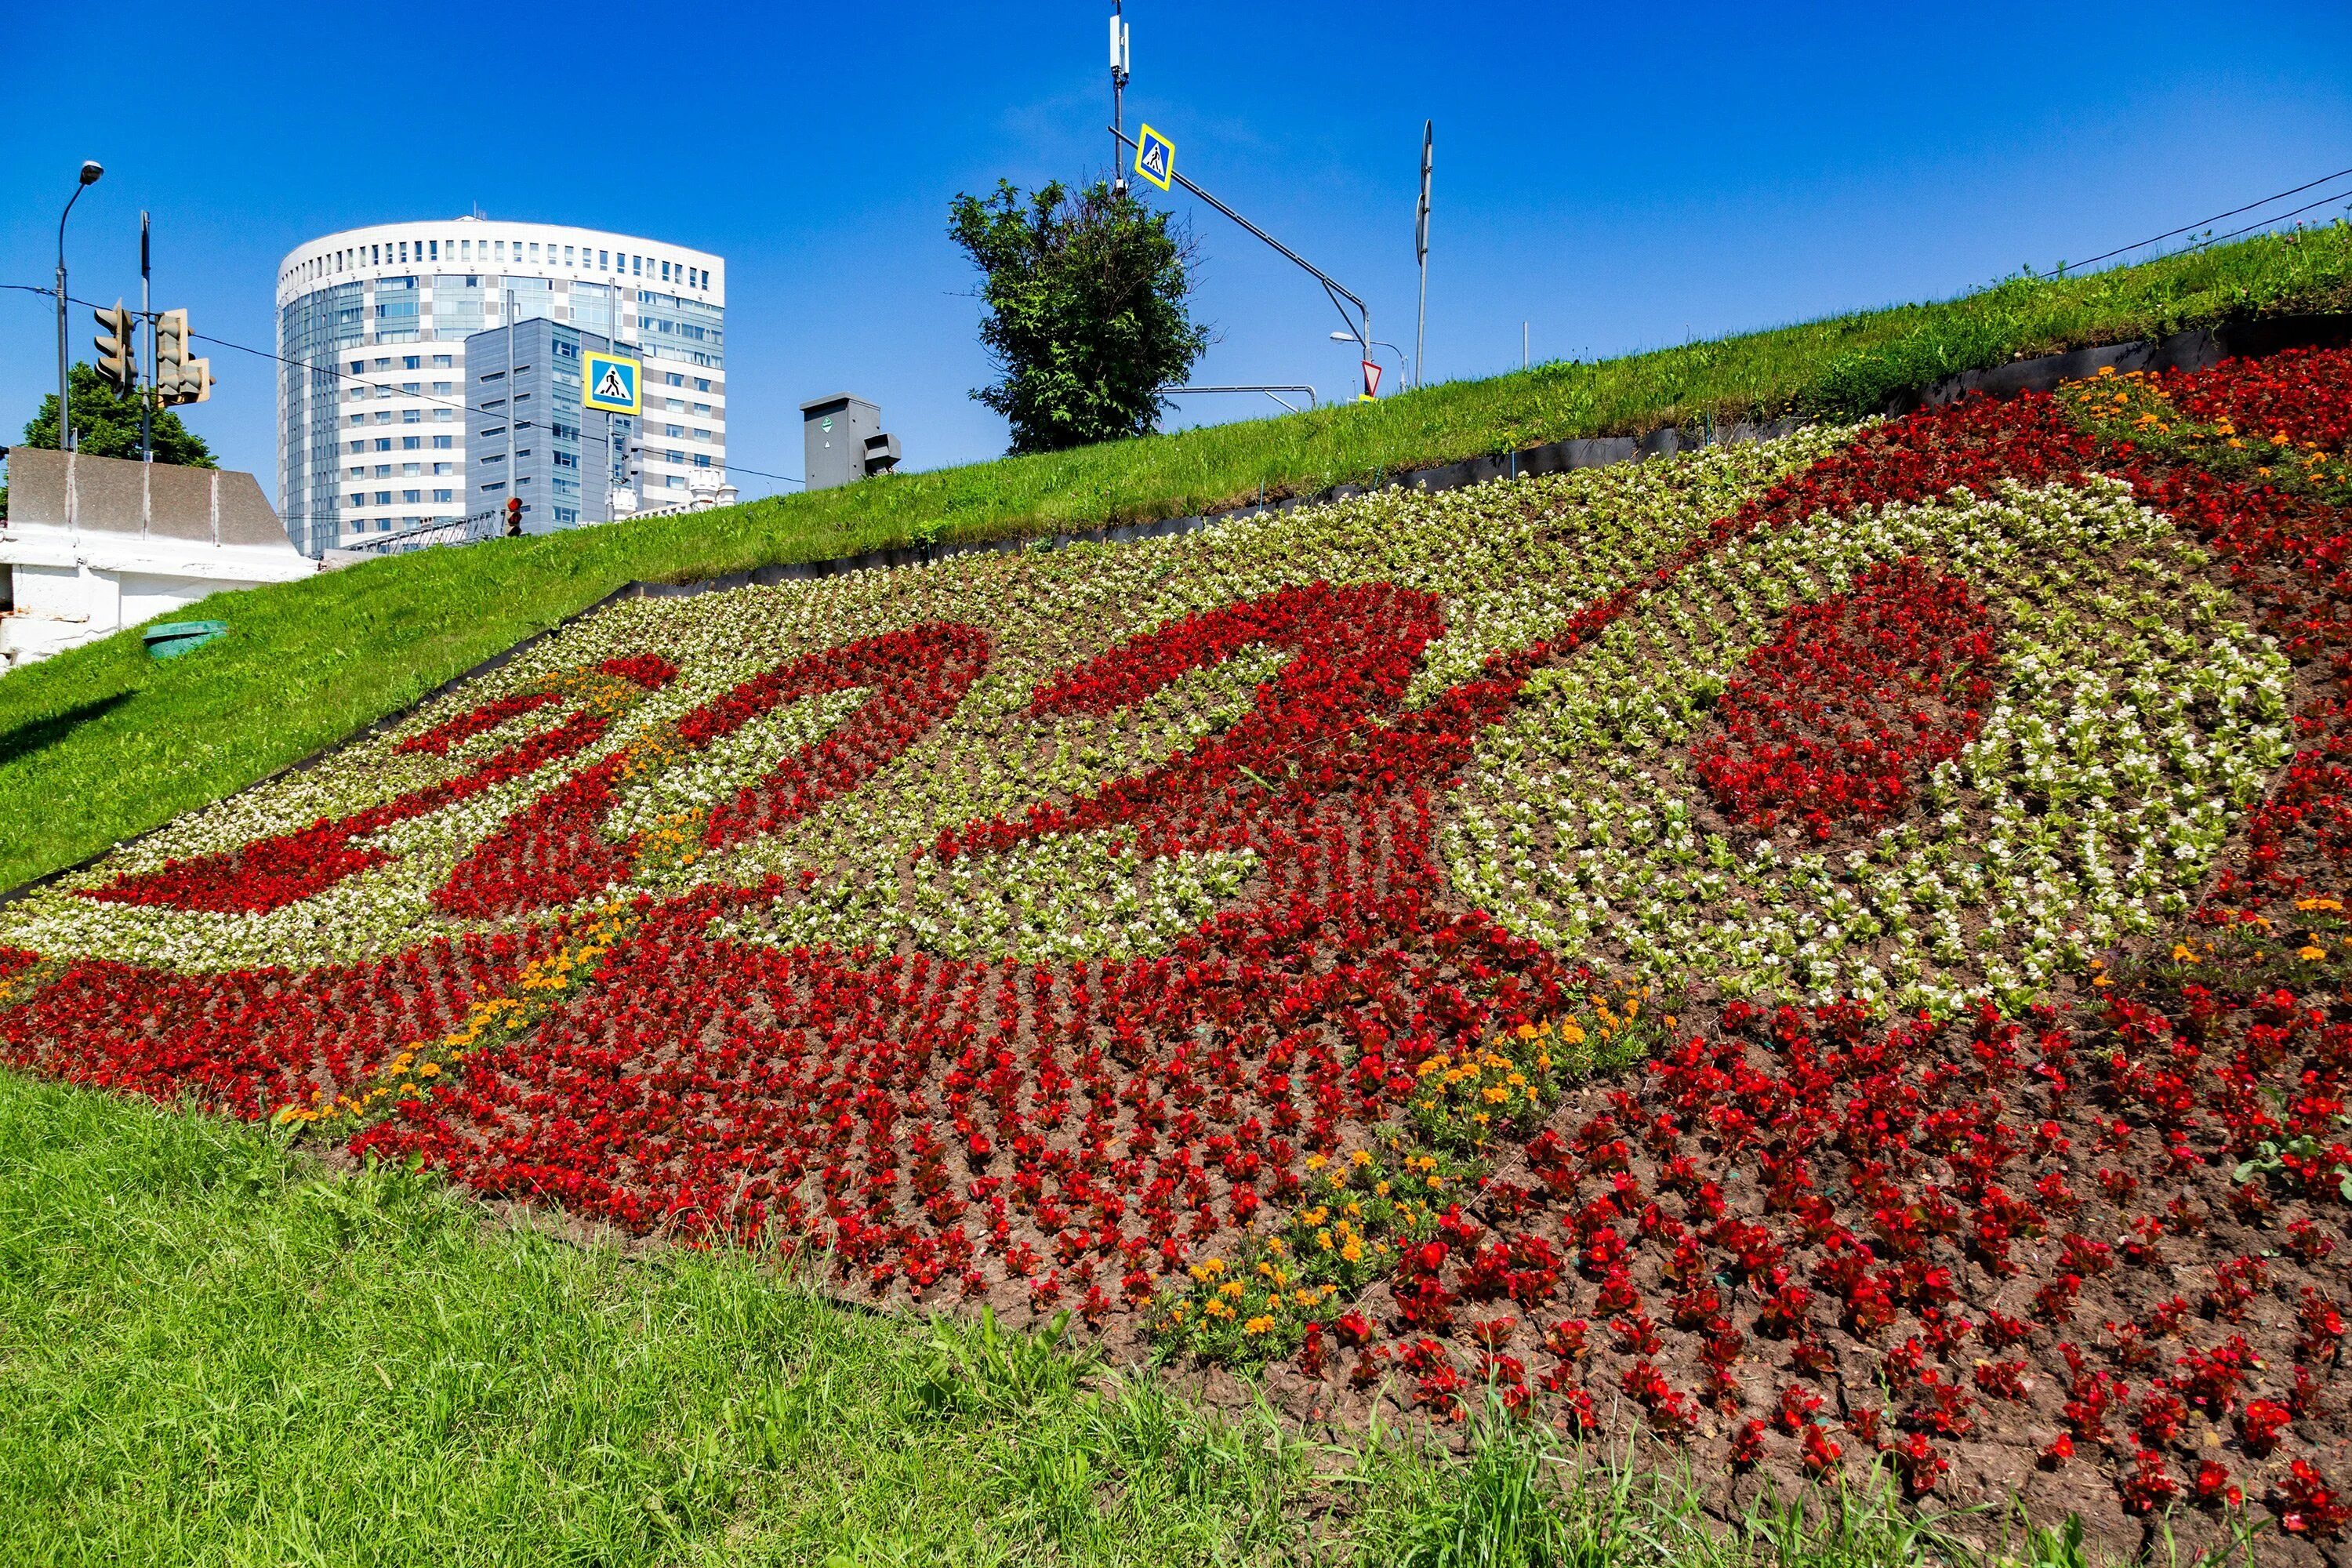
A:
274,220,724,555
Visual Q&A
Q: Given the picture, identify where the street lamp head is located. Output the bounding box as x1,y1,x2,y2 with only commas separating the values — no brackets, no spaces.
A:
1329,331,1356,342
78,161,103,186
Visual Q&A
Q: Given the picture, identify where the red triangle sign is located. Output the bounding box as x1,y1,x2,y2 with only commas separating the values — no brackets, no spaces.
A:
1361,359,1382,399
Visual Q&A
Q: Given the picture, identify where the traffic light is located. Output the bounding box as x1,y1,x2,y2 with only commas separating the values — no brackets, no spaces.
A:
154,310,214,406
504,496,523,537
93,300,138,393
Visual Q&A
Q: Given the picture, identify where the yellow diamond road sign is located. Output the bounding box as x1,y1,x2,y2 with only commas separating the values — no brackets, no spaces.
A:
1134,125,1174,191
583,350,641,416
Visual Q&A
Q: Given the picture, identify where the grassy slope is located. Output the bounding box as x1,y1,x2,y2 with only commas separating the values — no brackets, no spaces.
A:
0,1071,2089,1567
5,228,2352,892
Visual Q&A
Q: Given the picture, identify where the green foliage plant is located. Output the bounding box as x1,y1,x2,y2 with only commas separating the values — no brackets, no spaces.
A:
949,178,1210,454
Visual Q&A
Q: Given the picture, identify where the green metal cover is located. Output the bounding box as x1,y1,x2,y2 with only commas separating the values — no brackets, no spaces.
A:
143,620,228,659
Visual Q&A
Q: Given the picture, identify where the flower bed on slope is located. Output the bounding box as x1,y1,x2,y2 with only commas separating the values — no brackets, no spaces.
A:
7,354,2352,1553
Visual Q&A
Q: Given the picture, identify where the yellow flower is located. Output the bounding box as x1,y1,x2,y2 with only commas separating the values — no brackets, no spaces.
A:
2300,945,2328,961
1244,1315,1276,1334
1350,1149,1373,1168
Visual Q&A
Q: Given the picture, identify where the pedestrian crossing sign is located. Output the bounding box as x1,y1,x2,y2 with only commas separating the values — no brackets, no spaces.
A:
1134,125,1175,191
583,350,641,415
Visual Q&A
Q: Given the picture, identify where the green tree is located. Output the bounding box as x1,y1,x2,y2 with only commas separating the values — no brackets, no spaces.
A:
5,362,215,518
20,361,217,466
949,179,1210,454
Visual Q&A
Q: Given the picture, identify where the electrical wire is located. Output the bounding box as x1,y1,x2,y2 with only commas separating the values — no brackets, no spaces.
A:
2028,163,2352,278
5,281,806,491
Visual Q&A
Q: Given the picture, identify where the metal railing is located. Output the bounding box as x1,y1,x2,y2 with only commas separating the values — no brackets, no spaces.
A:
1163,384,1319,413
330,508,504,557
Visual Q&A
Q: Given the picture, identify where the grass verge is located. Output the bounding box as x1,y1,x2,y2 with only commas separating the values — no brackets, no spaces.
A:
2,1069,2258,1566
5,228,2352,892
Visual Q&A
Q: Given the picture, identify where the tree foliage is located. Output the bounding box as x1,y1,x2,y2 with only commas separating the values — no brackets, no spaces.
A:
18,361,217,467
949,179,1210,455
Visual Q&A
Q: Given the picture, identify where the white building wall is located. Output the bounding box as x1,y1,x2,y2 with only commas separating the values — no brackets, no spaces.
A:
274,219,726,554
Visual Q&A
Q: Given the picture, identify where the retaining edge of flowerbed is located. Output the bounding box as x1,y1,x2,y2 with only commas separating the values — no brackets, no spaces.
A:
9,309,2349,916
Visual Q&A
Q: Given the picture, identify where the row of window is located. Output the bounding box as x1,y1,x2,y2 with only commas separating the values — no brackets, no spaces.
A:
347,488,456,506
346,408,457,426
291,236,714,295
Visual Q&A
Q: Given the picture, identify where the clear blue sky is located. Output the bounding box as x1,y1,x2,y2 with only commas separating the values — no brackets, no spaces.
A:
4,2,2349,505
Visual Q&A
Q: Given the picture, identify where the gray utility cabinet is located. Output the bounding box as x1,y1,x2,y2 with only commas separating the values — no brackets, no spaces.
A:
800,394,898,490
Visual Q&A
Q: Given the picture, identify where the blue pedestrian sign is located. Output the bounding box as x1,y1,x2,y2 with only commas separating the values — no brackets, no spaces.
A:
1134,125,1175,191
583,350,641,416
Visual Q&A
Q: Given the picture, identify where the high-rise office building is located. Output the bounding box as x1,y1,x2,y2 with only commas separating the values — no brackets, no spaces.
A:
274,218,724,556
464,318,634,531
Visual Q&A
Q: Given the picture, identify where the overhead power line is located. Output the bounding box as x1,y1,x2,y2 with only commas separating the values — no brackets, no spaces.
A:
3,281,805,490
2031,162,2352,278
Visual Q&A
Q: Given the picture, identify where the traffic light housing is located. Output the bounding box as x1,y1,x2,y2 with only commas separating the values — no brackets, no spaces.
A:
504,496,523,537
93,300,137,393
154,310,214,406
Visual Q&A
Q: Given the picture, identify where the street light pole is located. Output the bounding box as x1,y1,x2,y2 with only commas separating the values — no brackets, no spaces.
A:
55,159,103,453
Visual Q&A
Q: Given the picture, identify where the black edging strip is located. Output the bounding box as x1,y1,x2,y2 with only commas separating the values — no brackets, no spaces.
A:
9,311,2349,910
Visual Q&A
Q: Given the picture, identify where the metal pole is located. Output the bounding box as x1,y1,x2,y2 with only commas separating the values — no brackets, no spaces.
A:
1110,4,1129,197
1106,124,1369,356
140,212,152,464
56,190,90,452
504,289,516,529
1414,120,1432,392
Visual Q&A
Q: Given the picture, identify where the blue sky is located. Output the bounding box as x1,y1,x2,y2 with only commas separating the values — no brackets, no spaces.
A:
4,2,2350,505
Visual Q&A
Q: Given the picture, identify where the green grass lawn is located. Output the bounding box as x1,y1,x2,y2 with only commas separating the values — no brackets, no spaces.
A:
5,227,2352,894
2,1070,2118,1567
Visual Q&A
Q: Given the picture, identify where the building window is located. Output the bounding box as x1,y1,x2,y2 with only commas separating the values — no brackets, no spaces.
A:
632,255,642,275
348,359,364,374
434,488,454,502
432,463,452,476
401,436,421,450
404,490,421,503
695,452,711,468
432,435,453,449
432,354,452,368
694,378,710,392
564,245,575,265
347,492,364,506
373,438,393,452
429,240,438,261
403,356,420,370
667,449,684,463
665,475,683,488
461,238,471,260
376,491,392,505
402,410,421,424
598,249,608,268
